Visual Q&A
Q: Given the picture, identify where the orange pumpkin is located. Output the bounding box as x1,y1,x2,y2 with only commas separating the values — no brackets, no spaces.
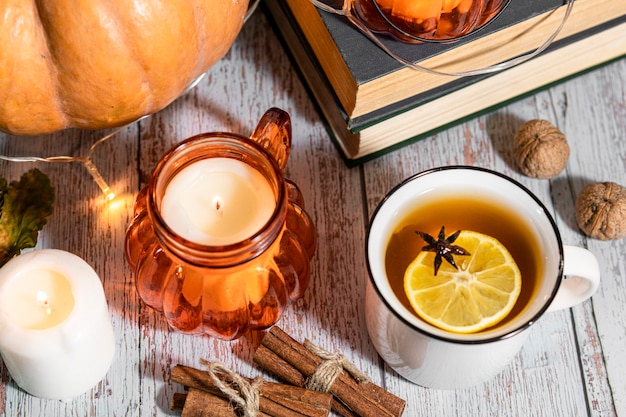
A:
0,0,249,135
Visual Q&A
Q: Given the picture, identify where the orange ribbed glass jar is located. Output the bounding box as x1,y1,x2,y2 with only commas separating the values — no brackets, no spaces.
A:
354,0,509,43
125,108,316,340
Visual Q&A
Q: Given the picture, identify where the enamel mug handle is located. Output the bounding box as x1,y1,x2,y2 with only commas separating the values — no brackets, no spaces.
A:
547,245,600,312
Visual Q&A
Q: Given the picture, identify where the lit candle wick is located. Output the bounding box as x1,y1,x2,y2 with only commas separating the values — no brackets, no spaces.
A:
213,196,223,214
36,291,53,316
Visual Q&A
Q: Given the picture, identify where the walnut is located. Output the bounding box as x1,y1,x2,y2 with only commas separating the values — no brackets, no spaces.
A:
575,182,626,240
513,119,570,178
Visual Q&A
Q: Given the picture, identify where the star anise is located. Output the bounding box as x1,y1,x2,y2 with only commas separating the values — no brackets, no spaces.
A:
415,226,471,276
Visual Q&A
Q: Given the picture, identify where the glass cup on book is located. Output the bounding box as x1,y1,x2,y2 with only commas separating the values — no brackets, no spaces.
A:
353,0,510,43
310,0,574,76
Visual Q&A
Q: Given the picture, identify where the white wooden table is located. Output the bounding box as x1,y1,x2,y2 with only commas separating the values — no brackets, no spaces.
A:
1,9,624,417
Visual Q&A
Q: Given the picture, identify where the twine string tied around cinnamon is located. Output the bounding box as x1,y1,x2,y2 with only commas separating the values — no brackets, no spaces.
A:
303,339,371,393
200,359,263,417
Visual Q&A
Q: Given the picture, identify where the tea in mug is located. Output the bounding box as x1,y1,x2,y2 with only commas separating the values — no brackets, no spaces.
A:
385,191,544,331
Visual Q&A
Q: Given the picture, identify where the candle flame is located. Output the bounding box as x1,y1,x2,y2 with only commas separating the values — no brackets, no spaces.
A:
36,291,53,316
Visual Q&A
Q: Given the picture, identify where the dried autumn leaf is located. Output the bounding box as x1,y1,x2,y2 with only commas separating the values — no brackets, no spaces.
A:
0,168,55,266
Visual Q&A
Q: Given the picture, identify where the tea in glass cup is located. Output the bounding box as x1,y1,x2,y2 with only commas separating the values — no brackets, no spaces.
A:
354,0,510,42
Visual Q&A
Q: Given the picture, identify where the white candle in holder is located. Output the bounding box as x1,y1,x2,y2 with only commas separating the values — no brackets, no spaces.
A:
160,158,276,246
0,249,115,400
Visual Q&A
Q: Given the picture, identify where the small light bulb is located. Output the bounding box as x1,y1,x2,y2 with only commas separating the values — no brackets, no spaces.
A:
83,159,115,200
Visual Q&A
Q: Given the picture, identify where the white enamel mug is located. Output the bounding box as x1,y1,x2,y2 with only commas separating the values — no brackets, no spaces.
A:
365,166,600,389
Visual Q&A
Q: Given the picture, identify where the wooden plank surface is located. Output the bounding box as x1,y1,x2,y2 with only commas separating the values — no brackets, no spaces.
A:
0,9,624,417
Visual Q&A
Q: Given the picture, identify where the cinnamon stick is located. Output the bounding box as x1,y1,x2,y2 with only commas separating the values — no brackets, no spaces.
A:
260,329,390,417
178,388,272,417
260,382,331,417
254,345,306,386
255,327,406,417
254,345,358,417
273,327,405,416
171,392,187,411
172,364,331,417
275,327,405,416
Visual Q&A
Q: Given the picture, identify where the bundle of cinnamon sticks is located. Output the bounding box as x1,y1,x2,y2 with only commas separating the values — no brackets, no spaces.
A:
170,326,405,417
253,326,406,417
171,363,333,417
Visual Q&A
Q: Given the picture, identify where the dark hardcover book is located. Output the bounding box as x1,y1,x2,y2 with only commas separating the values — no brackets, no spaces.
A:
277,0,625,123
317,0,563,84
264,0,626,163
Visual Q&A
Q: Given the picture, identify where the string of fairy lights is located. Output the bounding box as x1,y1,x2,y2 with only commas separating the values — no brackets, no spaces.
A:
0,125,126,201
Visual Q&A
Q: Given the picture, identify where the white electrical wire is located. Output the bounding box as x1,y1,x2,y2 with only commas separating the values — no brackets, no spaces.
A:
246,0,261,21
0,126,125,200
309,0,575,77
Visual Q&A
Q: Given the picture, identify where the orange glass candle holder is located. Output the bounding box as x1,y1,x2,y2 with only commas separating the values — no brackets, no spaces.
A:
354,0,510,43
125,108,316,340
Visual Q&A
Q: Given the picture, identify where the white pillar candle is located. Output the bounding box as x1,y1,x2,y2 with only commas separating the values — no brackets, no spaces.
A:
0,249,115,400
160,158,276,246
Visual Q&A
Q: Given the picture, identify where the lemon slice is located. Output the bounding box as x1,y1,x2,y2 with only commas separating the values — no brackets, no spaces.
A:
404,230,522,333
